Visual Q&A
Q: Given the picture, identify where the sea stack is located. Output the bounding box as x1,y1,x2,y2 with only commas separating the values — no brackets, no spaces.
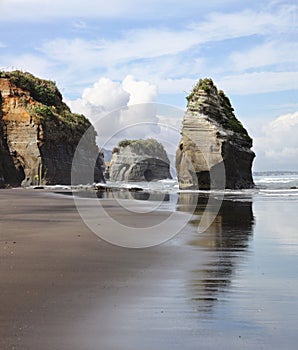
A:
176,78,255,189
0,70,105,186
109,138,172,182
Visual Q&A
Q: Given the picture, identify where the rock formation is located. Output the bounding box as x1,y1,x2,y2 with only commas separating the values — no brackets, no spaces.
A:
176,78,255,189
109,138,172,182
0,70,105,187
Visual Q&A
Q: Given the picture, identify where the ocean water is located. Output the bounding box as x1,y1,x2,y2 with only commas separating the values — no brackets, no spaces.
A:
93,172,298,201
43,172,298,199
254,172,298,189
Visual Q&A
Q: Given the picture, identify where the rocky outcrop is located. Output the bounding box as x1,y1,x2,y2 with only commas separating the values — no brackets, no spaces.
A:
0,71,105,187
176,78,255,189
109,138,171,182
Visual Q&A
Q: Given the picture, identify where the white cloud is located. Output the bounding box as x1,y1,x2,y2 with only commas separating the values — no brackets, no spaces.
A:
82,78,130,111
122,75,157,105
218,71,298,95
39,38,101,66
192,7,290,39
0,0,135,21
31,4,297,96
0,54,54,80
254,111,298,170
39,7,293,65
154,78,196,95
229,41,298,71
1,2,296,101
67,76,161,147
68,75,157,117
66,75,184,160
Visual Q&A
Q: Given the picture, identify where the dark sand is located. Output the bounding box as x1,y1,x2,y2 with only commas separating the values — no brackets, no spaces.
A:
1,189,298,350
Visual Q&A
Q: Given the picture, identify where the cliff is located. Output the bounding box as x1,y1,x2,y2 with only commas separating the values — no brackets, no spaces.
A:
176,78,255,189
0,70,105,187
109,138,172,182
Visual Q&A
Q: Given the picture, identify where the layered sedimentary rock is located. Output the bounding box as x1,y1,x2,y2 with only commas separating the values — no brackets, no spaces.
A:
0,71,105,187
109,138,171,182
176,78,255,189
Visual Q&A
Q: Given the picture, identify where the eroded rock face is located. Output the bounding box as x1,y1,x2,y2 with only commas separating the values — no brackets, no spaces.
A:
176,78,255,189
109,139,172,182
0,71,105,186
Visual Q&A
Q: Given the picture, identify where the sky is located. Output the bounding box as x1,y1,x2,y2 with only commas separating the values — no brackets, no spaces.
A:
0,0,297,171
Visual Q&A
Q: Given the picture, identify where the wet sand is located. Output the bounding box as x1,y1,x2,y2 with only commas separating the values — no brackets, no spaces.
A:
1,189,298,349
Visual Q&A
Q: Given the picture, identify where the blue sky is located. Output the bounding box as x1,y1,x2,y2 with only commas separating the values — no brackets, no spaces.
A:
0,0,297,171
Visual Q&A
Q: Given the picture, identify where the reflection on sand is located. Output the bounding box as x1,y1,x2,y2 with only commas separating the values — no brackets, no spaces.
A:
54,189,254,311
96,189,170,202
177,193,254,313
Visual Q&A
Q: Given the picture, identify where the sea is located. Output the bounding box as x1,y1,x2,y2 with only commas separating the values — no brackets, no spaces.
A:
44,171,298,195
91,171,298,202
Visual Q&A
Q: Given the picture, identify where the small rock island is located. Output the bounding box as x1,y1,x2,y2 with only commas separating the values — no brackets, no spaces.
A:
0,71,105,187
109,138,172,182
176,78,255,189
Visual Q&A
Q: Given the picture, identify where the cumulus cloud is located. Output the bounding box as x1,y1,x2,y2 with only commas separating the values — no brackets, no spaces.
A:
67,76,164,147
82,78,130,110
66,75,183,164
68,75,157,120
122,75,157,105
254,112,298,170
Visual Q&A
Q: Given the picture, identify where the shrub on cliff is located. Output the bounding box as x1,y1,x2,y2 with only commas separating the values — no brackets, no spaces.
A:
0,70,66,111
186,78,252,144
0,70,93,142
115,138,168,158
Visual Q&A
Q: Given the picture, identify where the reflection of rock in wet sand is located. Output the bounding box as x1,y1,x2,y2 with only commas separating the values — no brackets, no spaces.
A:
177,193,254,312
97,190,170,202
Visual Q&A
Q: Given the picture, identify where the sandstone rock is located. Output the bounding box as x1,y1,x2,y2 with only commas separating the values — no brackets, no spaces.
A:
176,78,255,189
0,71,105,186
109,138,171,182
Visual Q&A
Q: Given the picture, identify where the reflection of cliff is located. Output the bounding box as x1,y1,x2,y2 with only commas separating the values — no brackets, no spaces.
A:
96,189,170,202
177,193,254,312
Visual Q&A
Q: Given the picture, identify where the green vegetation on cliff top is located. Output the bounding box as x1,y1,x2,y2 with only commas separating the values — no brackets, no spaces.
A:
118,138,165,150
0,70,64,109
0,70,92,141
113,138,168,158
186,78,252,144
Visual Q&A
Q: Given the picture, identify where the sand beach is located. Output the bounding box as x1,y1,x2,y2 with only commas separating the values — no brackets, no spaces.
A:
1,188,298,350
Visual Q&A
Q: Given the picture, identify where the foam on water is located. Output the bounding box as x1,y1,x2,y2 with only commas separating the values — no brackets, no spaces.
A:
34,173,298,201
254,173,298,188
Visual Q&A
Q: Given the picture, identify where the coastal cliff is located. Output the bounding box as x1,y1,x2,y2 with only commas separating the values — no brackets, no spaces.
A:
0,71,105,187
109,138,171,182
176,78,255,189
